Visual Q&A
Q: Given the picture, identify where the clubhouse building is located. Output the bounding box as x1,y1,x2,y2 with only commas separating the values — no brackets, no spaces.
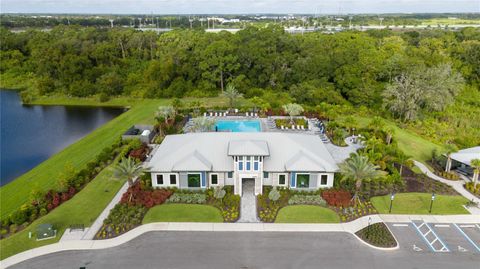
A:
147,132,339,196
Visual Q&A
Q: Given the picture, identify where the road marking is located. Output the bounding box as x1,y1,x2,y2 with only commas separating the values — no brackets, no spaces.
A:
453,223,480,253
434,224,450,228
393,224,409,227
458,246,468,252
412,221,450,252
413,244,423,252
459,225,475,228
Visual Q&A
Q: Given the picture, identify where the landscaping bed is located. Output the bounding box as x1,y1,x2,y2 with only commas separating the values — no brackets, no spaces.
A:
402,166,459,195
465,182,480,198
274,118,307,129
355,222,397,248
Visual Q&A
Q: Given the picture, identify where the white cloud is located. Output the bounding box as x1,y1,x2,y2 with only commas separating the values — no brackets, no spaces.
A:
1,0,479,14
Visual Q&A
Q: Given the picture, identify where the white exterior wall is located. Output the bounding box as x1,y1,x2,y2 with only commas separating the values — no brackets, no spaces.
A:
317,172,335,188
271,172,289,188
207,172,226,188
151,172,179,188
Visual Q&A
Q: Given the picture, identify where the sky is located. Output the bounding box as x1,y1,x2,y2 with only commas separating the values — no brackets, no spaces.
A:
1,0,479,14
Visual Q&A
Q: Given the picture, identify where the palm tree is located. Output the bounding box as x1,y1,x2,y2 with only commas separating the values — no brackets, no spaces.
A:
395,152,411,176
383,126,395,145
192,117,215,132
339,153,386,206
156,106,175,124
471,159,480,188
282,103,304,124
444,144,458,172
223,84,242,111
112,157,145,186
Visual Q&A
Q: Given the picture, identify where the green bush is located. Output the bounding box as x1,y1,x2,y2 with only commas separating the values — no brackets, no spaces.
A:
167,193,207,204
288,195,327,206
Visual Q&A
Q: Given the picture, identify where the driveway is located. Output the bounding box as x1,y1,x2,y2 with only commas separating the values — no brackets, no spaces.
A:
10,231,480,269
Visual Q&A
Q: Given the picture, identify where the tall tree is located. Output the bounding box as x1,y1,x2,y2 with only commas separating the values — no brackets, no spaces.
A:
339,153,386,205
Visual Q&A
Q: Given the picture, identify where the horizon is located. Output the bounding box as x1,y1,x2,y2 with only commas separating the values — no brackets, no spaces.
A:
2,0,479,15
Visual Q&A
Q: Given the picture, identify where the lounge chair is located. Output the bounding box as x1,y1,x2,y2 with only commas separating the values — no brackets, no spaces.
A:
300,125,305,130
254,113,258,117
203,112,207,117
281,126,284,130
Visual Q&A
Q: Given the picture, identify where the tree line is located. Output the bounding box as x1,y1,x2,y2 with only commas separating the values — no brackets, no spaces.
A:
1,25,479,145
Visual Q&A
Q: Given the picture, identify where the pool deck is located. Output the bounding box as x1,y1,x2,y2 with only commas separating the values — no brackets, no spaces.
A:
182,116,363,164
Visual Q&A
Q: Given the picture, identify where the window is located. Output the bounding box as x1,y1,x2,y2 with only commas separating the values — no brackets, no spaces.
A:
296,174,310,188
170,174,177,185
156,174,163,185
263,172,269,179
227,172,233,178
246,159,251,170
321,175,328,185
253,156,259,171
188,174,201,187
211,174,218,185
278,174,286,185
238,161,243,171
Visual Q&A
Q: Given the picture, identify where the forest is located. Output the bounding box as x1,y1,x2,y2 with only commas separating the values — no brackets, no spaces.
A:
1,25,479,147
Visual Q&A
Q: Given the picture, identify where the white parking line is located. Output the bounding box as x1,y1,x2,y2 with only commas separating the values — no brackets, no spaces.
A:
412,222,450,252
393,224,409,227
453,223,480,253
459,225,475,228
434,224,450,228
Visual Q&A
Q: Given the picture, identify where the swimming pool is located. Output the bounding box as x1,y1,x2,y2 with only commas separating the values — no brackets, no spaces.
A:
215,120,261,132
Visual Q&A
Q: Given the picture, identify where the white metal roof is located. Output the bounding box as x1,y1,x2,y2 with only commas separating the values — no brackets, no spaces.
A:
228,140,270,156
450,146,480,166
148,132,339,172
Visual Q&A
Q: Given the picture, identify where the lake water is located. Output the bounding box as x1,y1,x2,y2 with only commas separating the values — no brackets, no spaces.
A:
0,90,124,186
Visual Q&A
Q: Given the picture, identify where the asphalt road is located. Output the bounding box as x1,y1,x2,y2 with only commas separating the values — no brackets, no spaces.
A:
10,231,480,269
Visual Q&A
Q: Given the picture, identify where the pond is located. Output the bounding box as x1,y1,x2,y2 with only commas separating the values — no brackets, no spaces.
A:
0,90,124,186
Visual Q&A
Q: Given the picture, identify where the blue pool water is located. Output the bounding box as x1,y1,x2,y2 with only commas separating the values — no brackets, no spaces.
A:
215,120,261,132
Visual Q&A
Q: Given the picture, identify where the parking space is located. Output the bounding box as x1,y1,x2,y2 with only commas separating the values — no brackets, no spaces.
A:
387,223,429,252
387,222,480,254
453,223,480,252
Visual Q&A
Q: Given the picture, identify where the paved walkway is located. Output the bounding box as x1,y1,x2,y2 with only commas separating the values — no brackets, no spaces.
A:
81,179,131,240
238,180,259,223
4,214,479,268
413,161,480,214
325,136,364,164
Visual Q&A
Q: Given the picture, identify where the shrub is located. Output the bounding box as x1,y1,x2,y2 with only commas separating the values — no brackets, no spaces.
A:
167,193,207,204
213,186,226,200
121,183,172,208
465,182,480,195
355,222,396,248
288,195,327,206
321,189,352,207
268,187,281,202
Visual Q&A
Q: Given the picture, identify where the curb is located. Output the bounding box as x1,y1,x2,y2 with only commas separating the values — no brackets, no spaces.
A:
2,214,478,268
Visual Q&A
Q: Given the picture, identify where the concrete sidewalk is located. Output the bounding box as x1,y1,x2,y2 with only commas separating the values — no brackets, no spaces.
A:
81,179,131,240
3,214,479,268
414,161,480,214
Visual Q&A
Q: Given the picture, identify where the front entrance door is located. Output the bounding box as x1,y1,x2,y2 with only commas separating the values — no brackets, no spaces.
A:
242,178,255,196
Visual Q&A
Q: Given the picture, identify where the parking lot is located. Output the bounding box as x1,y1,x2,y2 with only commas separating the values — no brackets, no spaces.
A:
387,222,480,254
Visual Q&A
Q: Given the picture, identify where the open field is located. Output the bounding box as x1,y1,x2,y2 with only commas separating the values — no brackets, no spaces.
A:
275,205,340,223
371,193,469,215
142,204,223,223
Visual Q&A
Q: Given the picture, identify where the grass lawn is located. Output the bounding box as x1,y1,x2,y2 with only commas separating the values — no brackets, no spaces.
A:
338,115,444,163
371,193,469,215
0,162,125,260
142,204,223,223
275,205,340,223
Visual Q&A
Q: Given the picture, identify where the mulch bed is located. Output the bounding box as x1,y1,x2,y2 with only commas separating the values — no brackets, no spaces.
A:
401,166,458,195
